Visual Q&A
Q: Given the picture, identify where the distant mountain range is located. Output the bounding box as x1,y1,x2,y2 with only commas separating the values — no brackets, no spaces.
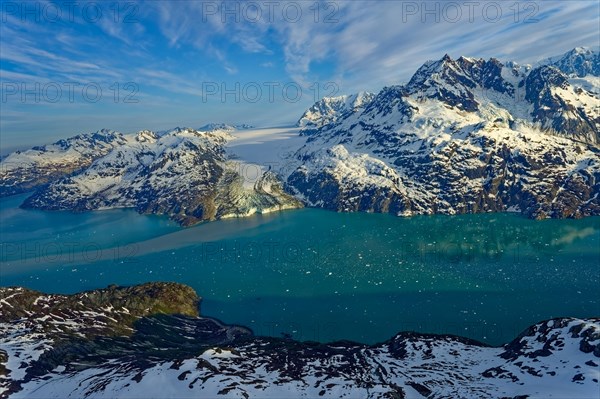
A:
1,283,598,398
0,126,299,226
1,47,599,224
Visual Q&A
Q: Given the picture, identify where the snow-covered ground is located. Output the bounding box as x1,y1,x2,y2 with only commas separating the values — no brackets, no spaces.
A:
225,126,305,187
1,285,599,399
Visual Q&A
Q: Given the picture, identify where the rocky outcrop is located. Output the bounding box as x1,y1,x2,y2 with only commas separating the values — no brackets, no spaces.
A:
0,282,200,336
1,283,598,398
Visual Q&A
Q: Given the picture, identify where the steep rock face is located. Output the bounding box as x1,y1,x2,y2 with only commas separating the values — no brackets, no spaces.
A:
285,48,600,219
525,66,599,143
1,284,598,399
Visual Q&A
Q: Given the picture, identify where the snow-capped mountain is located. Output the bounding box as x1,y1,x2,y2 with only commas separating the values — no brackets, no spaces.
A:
5,127,300,226
0,129,126,197
198,123,254,132
1,283,598,399
1,48,599,224
283,48,600,220
297,91,375,131
542,46,600,78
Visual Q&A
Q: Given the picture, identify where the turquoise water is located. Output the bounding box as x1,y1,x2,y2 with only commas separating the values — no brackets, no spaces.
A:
1,194,599,345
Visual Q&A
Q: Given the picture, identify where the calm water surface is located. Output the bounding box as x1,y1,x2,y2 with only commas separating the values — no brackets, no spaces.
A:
1,194,599,345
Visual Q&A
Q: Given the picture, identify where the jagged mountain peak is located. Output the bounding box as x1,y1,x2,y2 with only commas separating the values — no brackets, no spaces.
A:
408,56,452,83
567,46,596,57
305,48,598,143
297,91,375,131
136,129,159,143
199,123,254,132
56,128,122,143
407,54,507,88
159,127,221,138
48,129,125,150
542,46,599,77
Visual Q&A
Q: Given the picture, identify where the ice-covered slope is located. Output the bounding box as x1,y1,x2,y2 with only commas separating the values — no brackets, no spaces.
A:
1,284,598,399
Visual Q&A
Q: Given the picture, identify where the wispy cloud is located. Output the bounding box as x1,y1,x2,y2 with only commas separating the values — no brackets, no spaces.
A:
135,68,205,97
1,0,597,148
259,0,600,90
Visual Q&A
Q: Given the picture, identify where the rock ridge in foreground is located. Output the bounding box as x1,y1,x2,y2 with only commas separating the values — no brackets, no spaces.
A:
1,283,598,398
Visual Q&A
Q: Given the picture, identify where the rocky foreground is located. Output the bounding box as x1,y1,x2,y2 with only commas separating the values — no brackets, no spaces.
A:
0,283,598,398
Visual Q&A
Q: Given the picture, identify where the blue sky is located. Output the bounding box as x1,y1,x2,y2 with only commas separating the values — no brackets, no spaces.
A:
1,0,599,151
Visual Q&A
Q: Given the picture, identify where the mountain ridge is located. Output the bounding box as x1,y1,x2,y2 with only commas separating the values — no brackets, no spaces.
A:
1,48,599,224
283,47,600,220
1,283,598,398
